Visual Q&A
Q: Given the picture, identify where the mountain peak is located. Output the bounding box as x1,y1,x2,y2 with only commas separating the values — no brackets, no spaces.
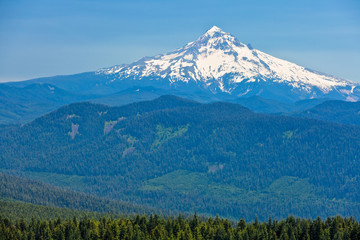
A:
205,26,224,36
98,26,359,101
192,26,243,51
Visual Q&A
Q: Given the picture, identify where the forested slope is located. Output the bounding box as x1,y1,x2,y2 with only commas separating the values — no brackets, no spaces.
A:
296,100,360,126
0,173,161,217
1,96,360,220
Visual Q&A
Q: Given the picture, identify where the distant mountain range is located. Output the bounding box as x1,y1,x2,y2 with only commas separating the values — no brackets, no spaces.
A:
1,96,360,220
0,83,92,124
1,26,359,124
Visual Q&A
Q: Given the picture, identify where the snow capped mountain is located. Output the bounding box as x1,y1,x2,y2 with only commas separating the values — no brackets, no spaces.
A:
97,26,359,101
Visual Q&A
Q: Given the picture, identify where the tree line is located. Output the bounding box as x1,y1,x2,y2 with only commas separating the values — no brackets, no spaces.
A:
1,214,360,240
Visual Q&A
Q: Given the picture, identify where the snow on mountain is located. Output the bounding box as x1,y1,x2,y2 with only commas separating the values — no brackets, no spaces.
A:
97,26,359,101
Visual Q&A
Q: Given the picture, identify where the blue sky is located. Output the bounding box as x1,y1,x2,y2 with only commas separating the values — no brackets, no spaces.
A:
0,0,359,82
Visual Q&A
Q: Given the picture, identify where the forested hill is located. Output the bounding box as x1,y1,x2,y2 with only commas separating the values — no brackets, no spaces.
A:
0,173,161,216
295,100,360,126
1,95,360,220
